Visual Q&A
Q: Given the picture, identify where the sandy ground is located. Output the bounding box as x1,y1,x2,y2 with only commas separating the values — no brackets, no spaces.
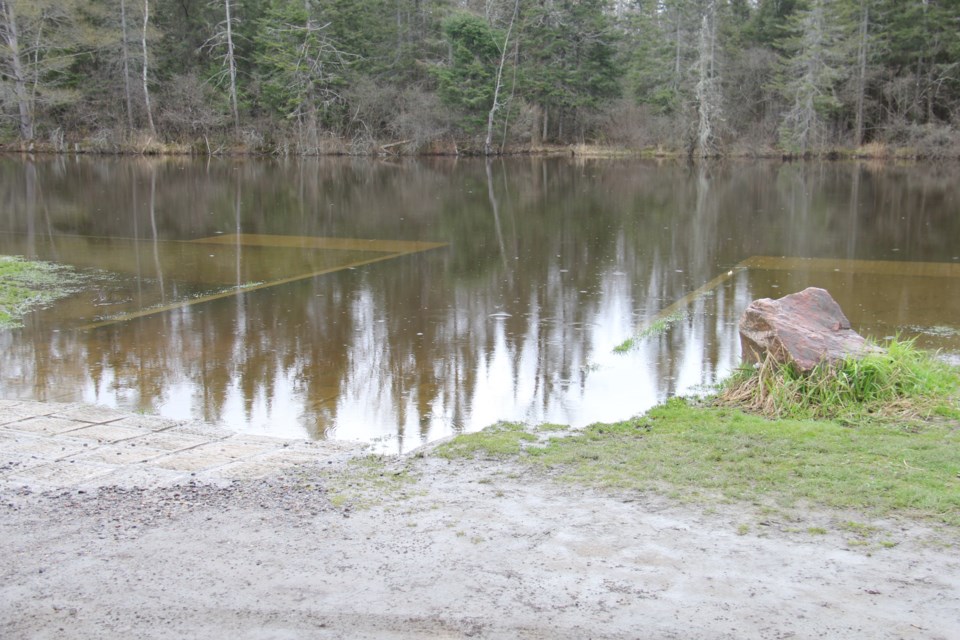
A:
2,452,959,640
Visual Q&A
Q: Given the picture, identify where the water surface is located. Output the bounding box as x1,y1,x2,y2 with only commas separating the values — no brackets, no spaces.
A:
1,157,958,452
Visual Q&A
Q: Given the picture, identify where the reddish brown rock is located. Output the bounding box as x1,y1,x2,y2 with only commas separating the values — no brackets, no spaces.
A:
738,287,878,374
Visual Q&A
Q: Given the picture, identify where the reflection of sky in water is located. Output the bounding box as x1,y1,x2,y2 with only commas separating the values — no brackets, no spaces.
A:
1,157,959,454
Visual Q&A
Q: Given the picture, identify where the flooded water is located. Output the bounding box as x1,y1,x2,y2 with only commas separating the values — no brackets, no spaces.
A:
1,156,958,452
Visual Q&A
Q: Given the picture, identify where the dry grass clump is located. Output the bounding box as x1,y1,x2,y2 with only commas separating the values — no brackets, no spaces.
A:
855,142,890,158
718,338,960,422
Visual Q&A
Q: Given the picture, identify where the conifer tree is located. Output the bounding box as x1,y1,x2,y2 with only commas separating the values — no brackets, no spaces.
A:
778,0,843,154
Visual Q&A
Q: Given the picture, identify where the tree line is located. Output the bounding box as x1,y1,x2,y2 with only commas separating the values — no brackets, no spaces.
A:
1,0,958,157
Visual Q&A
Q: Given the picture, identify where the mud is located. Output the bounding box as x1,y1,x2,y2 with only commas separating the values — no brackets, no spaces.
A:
2,454,958,639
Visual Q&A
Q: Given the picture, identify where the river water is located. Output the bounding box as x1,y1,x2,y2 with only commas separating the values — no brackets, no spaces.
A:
1,156,958,452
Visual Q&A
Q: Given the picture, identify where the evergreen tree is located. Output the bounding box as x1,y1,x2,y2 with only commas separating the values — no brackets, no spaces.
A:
777,0,844,154
875,0,960,125
624,0,683,114
254,0,355,137
432,11,504,132
834,0,880,146
519,0,621,142
745,0,801,50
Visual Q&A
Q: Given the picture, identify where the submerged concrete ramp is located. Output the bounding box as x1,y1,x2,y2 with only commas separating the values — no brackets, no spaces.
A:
0,400,363,490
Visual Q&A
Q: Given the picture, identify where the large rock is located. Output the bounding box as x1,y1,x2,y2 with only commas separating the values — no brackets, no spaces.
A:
738,287,877,374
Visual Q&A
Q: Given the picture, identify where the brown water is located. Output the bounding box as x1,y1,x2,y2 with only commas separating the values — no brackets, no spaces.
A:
1,156,958,452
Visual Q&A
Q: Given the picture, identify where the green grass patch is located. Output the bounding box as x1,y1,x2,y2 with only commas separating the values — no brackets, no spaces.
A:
718,337,960,422
439,336,960,527
614,310,688,353
436,422,537,459
0,255,88,329
535,423,570,433
439,397,960,526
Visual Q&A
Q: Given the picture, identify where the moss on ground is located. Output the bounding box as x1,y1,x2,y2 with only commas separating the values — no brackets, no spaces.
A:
0,256,88,329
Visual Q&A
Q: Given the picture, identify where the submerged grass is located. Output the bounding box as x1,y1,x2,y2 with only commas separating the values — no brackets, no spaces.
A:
437,340,960,527
0,255,88,329
614,310,688,353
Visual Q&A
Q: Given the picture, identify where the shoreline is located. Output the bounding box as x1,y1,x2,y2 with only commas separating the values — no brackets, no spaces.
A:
2,139,956,162
2,398,958,639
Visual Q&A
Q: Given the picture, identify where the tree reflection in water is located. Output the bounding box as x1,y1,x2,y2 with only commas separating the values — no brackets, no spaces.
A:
0,157,958,452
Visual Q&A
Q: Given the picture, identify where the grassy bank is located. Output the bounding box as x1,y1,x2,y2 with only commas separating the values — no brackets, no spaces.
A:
0,256,86,329
438,342,960,528
718,338,960,422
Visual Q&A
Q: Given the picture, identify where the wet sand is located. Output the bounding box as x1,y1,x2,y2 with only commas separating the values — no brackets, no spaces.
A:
2,406,958,639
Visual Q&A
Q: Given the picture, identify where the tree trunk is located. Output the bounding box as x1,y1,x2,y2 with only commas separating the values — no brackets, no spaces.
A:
672,7,682,91
695,2,722,158
120,0,134,131
142,0,156,135
0,0,34,141
531,105,542,146
225,0,241,137
484,0,519,156
853,1,868,146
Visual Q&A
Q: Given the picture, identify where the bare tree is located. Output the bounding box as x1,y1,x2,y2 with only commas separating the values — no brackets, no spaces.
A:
203,0,241,137
223,0,240,136
119,0,134,131
141,0,155,134
259,4,354,152
852,0,870,146
484,0,519,156
694,0,723,157
0,1,88,142
0,0,33,140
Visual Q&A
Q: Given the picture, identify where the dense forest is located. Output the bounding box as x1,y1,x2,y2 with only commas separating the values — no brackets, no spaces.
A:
1,0,958,157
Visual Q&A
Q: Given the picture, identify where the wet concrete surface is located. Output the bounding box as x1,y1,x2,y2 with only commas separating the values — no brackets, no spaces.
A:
0,399,363,490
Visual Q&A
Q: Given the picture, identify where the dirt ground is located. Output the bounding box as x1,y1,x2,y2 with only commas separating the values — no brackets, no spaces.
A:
2,452,958,640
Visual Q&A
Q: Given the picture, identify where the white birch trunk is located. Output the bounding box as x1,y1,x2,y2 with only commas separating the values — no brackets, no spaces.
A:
225,0,241,137
0,0,33,140
142,0,156,134
854,1,869,147
120,0,134,131
484,0,519,156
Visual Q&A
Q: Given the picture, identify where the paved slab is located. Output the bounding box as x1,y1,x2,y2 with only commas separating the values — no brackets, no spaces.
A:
0,399,365,490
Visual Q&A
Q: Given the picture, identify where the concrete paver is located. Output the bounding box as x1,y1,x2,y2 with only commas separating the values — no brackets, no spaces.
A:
64,424,155,443
0,406,50,426
0,399,365,490
48,404,130,424
66,443,170,466
150,441,278,473
7,460,115,486
131,431,213,452
7,416,89,436
0,433,90,460
107,414,182,431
